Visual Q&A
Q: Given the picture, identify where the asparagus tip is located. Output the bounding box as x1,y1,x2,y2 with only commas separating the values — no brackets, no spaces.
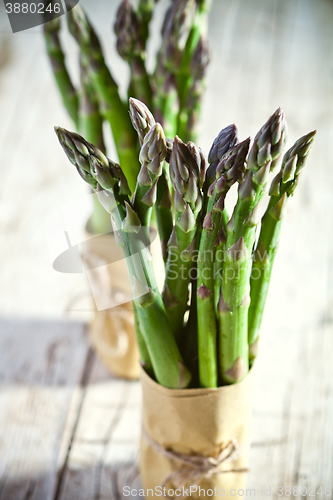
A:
207,124,239,165
114,0,143,61
129,97,155,142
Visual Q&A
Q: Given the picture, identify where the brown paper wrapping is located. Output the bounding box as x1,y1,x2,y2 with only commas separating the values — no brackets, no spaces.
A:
140,367,255,499
82,230,132,296
89,302,140,379
81,229,164,380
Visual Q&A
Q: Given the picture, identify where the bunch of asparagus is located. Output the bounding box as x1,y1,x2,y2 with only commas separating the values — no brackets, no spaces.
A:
55,98,316,389
44,0,211,232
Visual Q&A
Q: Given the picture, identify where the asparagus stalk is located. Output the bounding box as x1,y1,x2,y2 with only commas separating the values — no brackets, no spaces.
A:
154,0,196,138
219,236,250,384
114,0,153,110
67,5,140,193
155,170,174,263
137,0,157,47
133,280,192,388
204,124,239,309
229,108,288,251
177,0,211,142
163,135,204,339
248,130,316,359
129,98,174,261
133,122,167,229
55,126,191,388
43,14,110,235
197,139,250,388
129,98,172,240
179,35,210,142
79,56,105,151
79,56,110,234
43,16,79,129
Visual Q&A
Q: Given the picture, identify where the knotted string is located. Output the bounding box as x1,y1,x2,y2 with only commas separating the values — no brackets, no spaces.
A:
143,429,248,499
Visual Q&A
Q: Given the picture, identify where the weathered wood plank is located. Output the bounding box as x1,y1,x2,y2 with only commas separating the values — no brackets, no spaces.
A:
0,319,91,500
56,352,141,500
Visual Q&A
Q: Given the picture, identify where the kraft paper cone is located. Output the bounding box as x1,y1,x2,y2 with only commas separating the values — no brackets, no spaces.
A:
82,230,132,296
140,367,255,499
89,302,140,380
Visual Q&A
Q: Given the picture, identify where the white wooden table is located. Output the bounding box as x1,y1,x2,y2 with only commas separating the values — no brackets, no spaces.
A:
1,0,333,498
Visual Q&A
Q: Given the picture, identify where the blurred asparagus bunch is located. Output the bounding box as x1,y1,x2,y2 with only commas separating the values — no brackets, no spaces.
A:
44,0,211,232
55,98,316,389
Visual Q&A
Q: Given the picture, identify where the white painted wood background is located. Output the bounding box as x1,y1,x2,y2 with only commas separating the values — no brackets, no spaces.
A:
0,0,333,498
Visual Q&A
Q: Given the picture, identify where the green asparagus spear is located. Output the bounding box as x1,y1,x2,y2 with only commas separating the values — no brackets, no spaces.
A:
79,56,111,234
155,170,174,263
137,0,157,47
129,98,171,237
197,139,249,388
67,5,140,192
134,122,167,229
129,96,155,144
178,35,210,142
133,280,192,388
114,0,145,62
114,0,153,109
43,16,79,128
177,0,211,142
248,130,316,359
129,97,174,260
79,56,105,151
154,0,196,138
204,124,239,309
205,124,239,188
219,236,250,384
163,135,204,339
229,108,288,251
